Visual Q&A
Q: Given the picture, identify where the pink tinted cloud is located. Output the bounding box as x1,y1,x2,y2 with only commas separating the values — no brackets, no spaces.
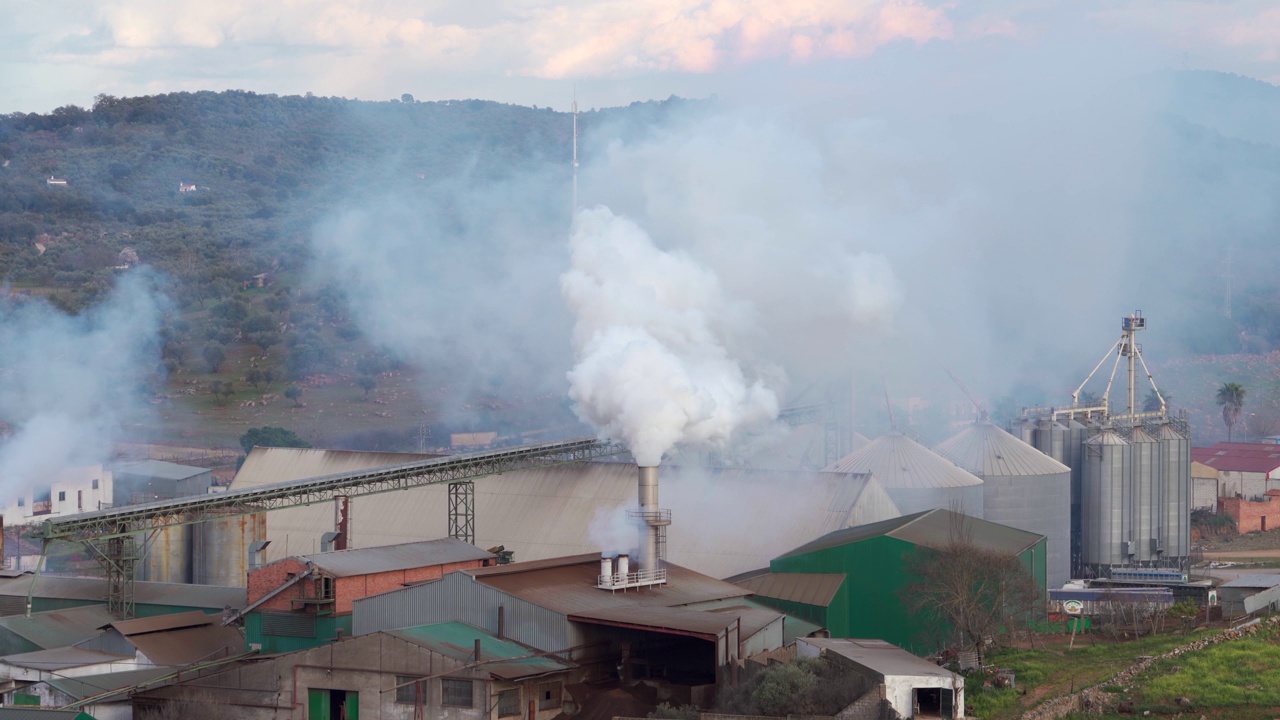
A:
526,0,954,78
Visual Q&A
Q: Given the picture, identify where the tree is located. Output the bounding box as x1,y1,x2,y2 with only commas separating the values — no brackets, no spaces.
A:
202,341,226,373
901,519,1043,665
284,384,303,407
239,426,311,455
219,381,235,404
1143,389,1169,413
1217,382,1247,441
358,374,376,399
245,368,263,388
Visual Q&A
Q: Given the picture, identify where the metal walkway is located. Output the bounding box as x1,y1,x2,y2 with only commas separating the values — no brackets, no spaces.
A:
35,436,628,543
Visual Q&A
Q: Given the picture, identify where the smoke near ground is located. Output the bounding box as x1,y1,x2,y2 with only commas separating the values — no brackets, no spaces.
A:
0,272,167,495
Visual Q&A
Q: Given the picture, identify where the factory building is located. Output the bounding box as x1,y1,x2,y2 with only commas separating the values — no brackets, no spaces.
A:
736,509,1046,657
937,420,1072,588
823,433,985,518
353,553,786,702
1013,313,1192,582
242,538,496,653
228,452,900,580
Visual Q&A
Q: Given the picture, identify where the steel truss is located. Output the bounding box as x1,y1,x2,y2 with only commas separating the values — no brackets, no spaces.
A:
36,437,626,544
448,482,475,544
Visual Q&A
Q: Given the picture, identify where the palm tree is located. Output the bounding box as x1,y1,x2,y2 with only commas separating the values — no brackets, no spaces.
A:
1217,382,1247,441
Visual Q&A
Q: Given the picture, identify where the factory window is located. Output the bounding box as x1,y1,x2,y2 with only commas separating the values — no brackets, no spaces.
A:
16,498,22,507
92,479,99,489
57,491,65,502
395,676,426,705
321,576,335,600
538,681,562,710
441,678,473,707
497,688,521,717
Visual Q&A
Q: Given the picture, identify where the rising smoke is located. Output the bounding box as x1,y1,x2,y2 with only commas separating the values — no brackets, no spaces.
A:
562,207,782,466
0,272,167,494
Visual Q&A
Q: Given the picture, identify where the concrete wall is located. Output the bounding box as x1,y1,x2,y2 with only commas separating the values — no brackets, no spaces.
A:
1192,477,1217,511
884,673,963,719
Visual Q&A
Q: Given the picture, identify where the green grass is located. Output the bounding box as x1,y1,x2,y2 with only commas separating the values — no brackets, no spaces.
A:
1124,625,1280,714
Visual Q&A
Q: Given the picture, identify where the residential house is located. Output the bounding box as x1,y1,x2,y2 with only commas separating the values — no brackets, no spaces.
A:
1191,442,1280,500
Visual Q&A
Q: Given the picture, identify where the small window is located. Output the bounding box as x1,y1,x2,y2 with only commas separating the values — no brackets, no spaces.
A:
92,479,99,490
497,688,521,717
441,678,473,707
57,491,65,501
321,577,335,600
16,498,22,507
539,681,562,710
396,676,426,705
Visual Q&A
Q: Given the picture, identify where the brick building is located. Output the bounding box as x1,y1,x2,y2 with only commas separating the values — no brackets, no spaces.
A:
244,537,495,652
1218,490,1280,533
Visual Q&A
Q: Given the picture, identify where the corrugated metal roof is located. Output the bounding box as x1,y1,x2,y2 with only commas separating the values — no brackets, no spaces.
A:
777,509,1043,559
706,604,785,638
569,605,740,636
1220,574,1280,589
732,573,845,607
118,621,244,666
44,665,174,701
1192,442,1280,474
112,610,214,636
296,537,494,578
823,434,983,489
799,638,958,680
389,622,574,680
466,556,750,615
0,606,115,649
0,577,246,610
0,709,89,719
233,453,900,580
1,646,130,670
110,460,209,481
936,422,1070,477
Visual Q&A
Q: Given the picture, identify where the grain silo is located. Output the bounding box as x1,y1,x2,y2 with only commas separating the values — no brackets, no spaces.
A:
824,433,984,518
937,420,1071,588
1021,312,1192,583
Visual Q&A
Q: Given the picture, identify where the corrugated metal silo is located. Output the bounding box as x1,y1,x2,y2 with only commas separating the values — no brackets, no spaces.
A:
824,433,984,518
1082,430,1130,571
193,512,267,586
937,421,1071,588
1157,422,1192,562
1128,427,1161,564
137,523,192,584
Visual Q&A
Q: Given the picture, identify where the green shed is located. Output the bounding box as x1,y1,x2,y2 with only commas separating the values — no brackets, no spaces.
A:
746,509,1046,656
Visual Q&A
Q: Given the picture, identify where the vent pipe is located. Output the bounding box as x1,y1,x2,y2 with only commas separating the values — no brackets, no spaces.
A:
617,553,630,578
600,556,614,586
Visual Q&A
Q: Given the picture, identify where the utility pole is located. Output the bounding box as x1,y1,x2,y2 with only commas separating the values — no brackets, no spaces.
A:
571,93,579,217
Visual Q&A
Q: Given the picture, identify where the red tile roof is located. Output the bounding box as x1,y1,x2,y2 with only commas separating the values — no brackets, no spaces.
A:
1191,443,1280,474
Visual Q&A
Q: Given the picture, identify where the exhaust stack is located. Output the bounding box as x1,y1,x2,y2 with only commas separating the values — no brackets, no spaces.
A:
597,465,670,590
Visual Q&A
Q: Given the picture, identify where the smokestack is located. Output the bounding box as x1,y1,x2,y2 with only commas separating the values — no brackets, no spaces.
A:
638,466,659,572
617,553,630,578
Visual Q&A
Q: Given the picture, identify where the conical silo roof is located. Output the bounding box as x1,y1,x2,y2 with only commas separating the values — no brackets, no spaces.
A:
936,421,1070,477
823,433,983,489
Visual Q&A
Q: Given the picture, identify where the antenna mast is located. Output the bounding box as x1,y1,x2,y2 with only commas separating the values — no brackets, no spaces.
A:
571,92,579,217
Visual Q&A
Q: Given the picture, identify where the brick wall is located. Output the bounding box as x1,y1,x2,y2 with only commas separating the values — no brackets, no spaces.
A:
1219,492,1280,533
247,557,311,612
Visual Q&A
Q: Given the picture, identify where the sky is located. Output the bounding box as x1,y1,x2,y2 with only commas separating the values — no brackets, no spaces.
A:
4,0,1280,114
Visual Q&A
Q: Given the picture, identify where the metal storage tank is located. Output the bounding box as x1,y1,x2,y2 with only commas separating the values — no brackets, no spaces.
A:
937,421,1071,588
1128,427,1162,564
824,433,984,518
1157,422,1192,564
1082,430,1130,573
137,523,192,584
193,512,268,587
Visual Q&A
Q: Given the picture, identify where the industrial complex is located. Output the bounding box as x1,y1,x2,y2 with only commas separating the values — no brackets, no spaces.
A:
0,312,1251,720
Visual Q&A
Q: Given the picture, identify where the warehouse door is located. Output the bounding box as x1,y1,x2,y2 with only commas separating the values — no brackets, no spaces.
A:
309,688,359,720
913,686,954,719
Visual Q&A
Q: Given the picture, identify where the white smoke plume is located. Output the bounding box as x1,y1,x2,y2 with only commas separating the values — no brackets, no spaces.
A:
587,503,642,556
562,206,780,466
0,273,167,495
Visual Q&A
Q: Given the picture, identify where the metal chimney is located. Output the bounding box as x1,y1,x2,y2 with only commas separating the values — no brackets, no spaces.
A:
637,466,659,571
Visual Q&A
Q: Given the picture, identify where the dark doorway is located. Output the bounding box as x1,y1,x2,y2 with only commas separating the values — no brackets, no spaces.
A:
308,688,359,720
914,687,954,719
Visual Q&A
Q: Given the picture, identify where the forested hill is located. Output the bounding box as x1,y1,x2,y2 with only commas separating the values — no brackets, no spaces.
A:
0,91,694,311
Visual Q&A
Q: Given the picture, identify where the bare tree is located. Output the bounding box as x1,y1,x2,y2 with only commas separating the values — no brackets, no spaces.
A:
901,516,1043,665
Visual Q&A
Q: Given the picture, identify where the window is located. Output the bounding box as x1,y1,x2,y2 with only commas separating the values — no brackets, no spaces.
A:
441,678,473,707
538,681,562,710
57,491,65,501
497,688,521,717
16,498,22,507
92,479,99,490
321,576,335,600
396,676,426,705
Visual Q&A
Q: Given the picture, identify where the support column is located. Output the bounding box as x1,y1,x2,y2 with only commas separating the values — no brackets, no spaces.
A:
448,481,475,545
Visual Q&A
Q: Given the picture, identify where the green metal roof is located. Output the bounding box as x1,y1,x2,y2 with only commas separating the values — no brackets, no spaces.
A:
389,622,574,680
0,710,94,720
776,508,1045,559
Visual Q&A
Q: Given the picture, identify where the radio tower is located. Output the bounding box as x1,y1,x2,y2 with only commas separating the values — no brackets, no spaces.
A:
571,92,579,216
